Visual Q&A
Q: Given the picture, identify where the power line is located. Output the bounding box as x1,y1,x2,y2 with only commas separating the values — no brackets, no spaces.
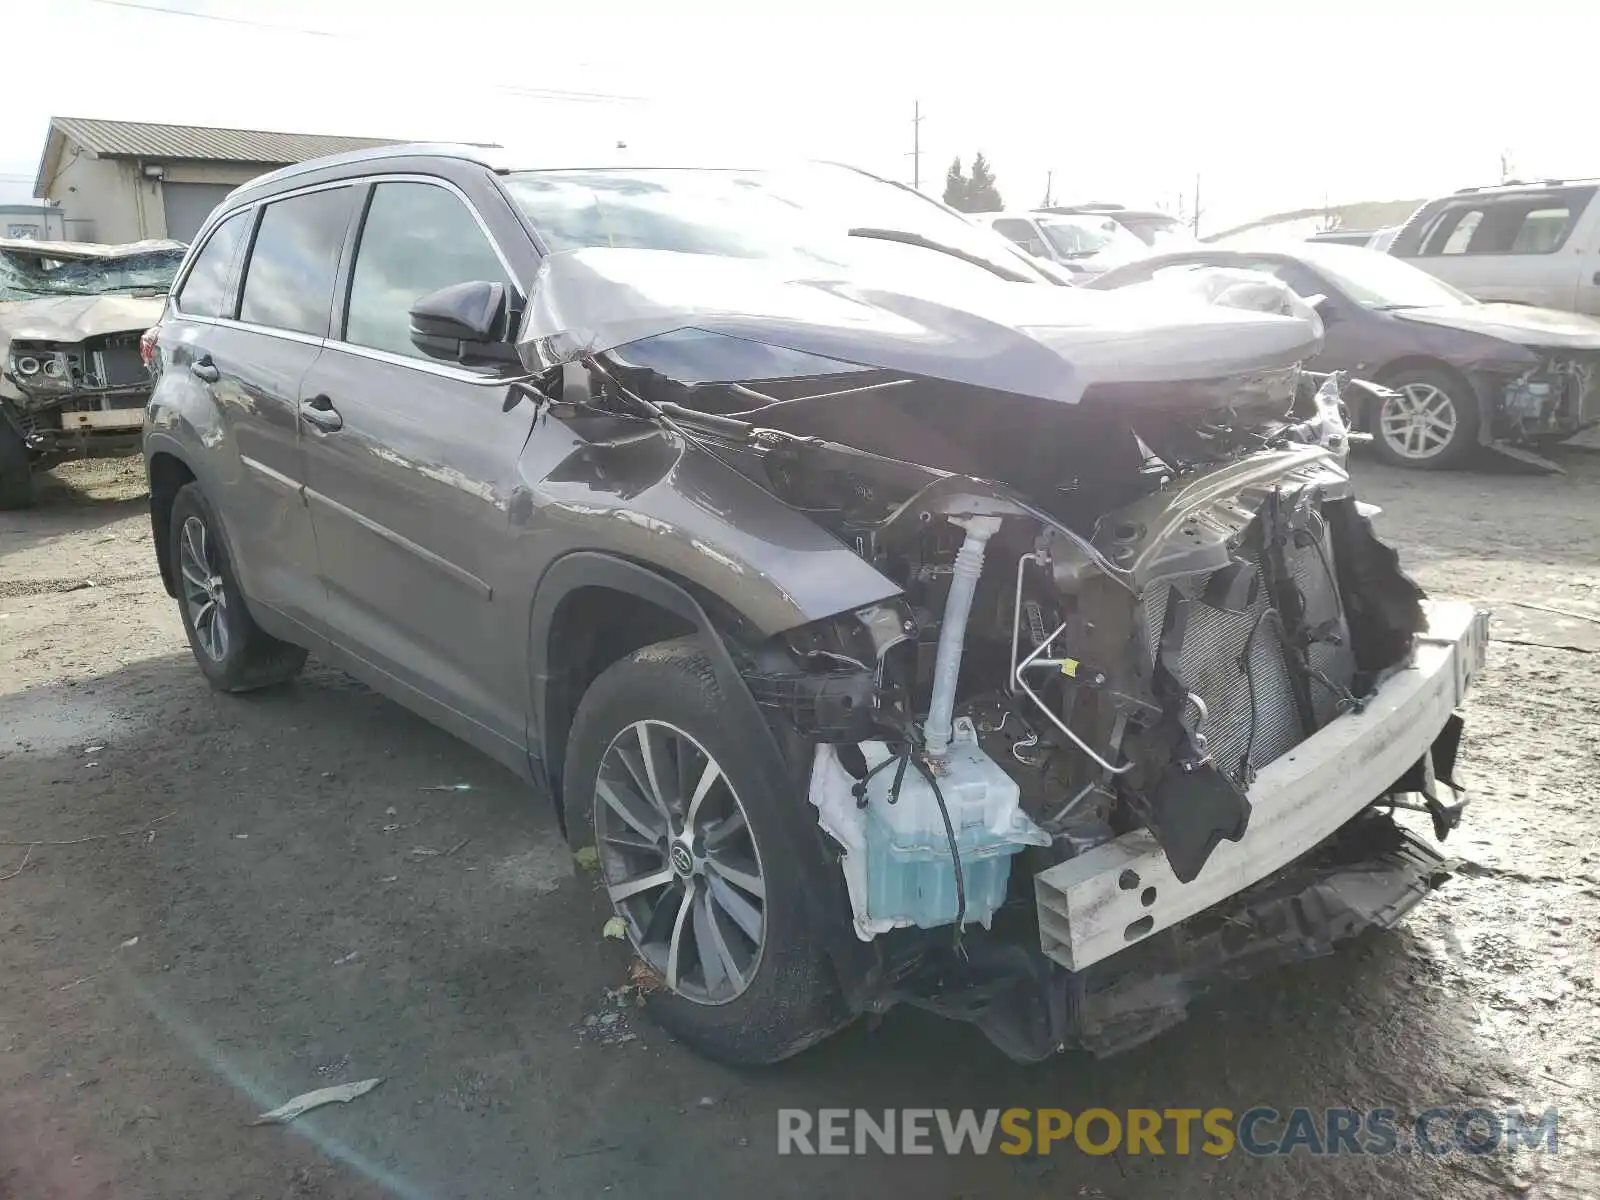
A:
80,0,645,104
85,0,340,36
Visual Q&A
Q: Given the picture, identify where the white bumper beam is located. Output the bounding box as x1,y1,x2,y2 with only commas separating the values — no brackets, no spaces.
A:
1035,600,1490,972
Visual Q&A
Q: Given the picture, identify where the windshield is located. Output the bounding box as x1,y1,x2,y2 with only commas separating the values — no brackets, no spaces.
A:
0,247,184,301
501,164,1052,283
1036,214,1145,260
1296,243,1476,309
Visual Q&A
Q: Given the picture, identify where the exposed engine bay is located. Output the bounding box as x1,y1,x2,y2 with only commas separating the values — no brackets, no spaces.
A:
625,358,1427,862
522,254,1487,1059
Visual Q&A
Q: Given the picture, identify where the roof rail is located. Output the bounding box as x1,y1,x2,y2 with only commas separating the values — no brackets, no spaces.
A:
229,142,507,198
1456,178,1574,195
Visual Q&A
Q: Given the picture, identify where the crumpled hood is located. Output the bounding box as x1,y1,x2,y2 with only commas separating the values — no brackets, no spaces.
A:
0,294,164,345
1394,302,1600,350
0,295,163,403
519,247,1323,404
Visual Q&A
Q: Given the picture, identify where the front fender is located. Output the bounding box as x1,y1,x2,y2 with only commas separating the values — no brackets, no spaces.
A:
528,421,901,636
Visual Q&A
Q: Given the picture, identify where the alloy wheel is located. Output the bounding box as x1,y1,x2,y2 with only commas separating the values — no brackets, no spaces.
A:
1379,382,1459,461
178,515,229,661
593,720,766,1005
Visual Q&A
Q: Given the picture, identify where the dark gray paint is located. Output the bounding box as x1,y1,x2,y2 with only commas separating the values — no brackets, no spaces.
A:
146,147,1366,787
145,149,905,778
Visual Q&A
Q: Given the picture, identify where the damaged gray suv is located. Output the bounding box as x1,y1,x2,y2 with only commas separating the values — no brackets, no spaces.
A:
144,145,1489,1065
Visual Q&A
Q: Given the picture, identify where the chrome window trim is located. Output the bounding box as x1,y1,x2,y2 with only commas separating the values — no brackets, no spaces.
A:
319,338,516,384
349,173,525,294
170,207,252,319
174,313,513,384
172,171,527,385
170,177,363,314
177,313,324,350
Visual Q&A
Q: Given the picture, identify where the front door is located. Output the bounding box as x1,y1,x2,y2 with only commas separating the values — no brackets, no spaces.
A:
298,179,535,753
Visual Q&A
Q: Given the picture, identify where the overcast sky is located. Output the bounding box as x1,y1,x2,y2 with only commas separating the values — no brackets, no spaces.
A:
3,0,1594,235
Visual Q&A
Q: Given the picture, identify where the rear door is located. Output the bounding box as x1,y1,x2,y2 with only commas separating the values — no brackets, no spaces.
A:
160,187,357,634
298,177,535,753
1566,197,1600,316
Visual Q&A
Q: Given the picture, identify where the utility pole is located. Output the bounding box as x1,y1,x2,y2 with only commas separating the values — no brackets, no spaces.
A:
908,100,923,191
1191,172,1203,238
1041,169,1054,208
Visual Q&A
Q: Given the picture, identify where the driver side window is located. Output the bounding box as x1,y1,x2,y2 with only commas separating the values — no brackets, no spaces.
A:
343,182,510,359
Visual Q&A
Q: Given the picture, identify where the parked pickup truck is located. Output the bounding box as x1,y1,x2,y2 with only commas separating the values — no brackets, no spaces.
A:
1390,180,1600,316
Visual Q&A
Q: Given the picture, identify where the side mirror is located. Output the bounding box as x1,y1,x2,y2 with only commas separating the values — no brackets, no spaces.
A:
1306,292,1338,323
409,280,513,364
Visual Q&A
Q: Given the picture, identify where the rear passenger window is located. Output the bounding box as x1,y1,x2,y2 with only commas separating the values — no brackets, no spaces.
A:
238,187,355,337
343,182,509,359
1511,207,1572,253
1421,189,1594,257
176,210,250,318
1438,210,1483,255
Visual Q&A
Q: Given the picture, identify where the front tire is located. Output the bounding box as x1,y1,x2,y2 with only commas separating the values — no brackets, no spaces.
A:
0,413,34,510
563,637,849,1064
1373,367,1479,469
169,482,307,691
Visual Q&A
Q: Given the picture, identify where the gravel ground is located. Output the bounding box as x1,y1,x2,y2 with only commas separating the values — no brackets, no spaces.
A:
0,450,1596,1200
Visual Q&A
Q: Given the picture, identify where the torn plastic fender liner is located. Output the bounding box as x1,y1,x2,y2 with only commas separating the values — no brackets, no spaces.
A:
517,247,1323,405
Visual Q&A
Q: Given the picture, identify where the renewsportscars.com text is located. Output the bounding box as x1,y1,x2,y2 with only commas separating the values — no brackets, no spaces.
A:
776,1106,1560,1157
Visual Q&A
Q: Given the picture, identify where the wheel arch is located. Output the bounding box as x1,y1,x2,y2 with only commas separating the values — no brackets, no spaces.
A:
528,549,877,1013
147,446,198,598
528,552,767,824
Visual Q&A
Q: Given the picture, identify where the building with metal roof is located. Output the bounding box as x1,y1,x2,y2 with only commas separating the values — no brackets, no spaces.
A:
33,117,400,243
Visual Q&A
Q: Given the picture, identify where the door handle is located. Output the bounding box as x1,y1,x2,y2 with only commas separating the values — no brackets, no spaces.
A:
300,395,343,433
190,355,219,383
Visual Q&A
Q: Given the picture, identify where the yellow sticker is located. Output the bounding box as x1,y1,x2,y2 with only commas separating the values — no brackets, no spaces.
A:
1060,658,1080,677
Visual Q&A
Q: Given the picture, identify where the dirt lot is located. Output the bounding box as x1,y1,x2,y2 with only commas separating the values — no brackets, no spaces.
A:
1,450,1597,1200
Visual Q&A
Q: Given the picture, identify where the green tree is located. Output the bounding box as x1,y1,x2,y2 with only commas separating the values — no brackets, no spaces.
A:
967,151,1003,212
943,157,968,210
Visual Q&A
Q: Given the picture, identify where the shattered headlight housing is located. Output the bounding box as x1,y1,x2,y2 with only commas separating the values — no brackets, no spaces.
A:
7,346,75,393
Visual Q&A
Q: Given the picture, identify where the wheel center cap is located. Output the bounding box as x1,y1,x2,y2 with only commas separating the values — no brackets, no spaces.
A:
669,841,695,878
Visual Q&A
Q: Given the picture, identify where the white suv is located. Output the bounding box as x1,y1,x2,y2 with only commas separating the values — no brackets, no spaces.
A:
1390,180,1600,315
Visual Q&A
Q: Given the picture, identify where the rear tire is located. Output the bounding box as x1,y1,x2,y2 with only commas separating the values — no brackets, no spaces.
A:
1372,367,1479,469
0,413,34,509
563,637,850,1065
169,482,307,691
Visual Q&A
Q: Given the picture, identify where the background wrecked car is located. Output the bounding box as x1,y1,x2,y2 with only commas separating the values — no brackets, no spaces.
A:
0,237,184,508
